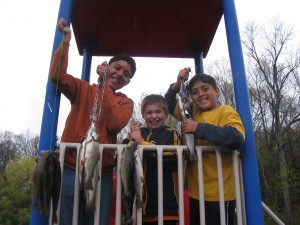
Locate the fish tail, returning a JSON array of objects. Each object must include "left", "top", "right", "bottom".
[
  {"left": 85, "top": 188, "right": 97, "bottom": 212},
  {"left": 85, "top": 201, "right": 96, "bottom": 212},
  {"left": 135, "top": 198, "right": 144, "bottom": 209},
  {"left": 52, "top": 213, "right": 58, "bottom": 225}
]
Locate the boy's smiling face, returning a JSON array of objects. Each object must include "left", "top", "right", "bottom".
[
  {"left": 190, "top": 81, "right": 220, "bottom": 112},
  {"left": 107, "top": 61, "right": 132, "bottom": 91},
  {"left": 143, "top": 104, "right": 168, "bottom": 129}
]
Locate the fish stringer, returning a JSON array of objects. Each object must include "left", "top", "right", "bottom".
[
  {"left": 176, "top": 79, "right": 197, "bottom": 161},
  {"left": 79, "top": 65, "right": 107, "bottom": 211},
  {"left": 90, "top": 65, "right": 108, "bottom": 131},
  {"left": 81, "top": 63, "right": 108, "bottom": 164}
]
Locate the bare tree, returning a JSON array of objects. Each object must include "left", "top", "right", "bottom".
[
  {"left": 242, "top": 18, "right": 300, "bottom": 224},
  {"left": 206, "top": 58, "right": 236, "bottom": 107},
  {"left": 15, "top": 129, "right": 39, "bottom": 157},
  {"left": 0, "top": 131, "right": 18, "bottom": 169},
  {"left": 0, "top": 131, "right": 17, "bottom": 169},
  {"left": 0, "top": 130, "right": 39, "bottom": 170},
  {"left": 117, "top": 96, "right": 145, "bottom": 143}
]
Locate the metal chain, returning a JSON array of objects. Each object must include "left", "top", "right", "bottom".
[
  {"left": 89, "top": 65, "right": 107, "bottom": 131},
  {"left": 97, "top": 67, "right": 107, "bottom": 121},
  {"left": 179, "top": 79, "right": 192, "bottom": 118}
]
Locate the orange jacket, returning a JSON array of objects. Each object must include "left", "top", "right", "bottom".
[{"left": 49, "top": 41, "right": 133, "bottom": 175}]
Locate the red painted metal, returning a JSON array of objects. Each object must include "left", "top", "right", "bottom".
[{"left": 72, "top": 0, "right": 223, "bottom": 58}]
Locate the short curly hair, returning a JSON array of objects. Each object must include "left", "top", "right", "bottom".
[{"left": 109, "top": 54, "right": 136, "bottom": 78}]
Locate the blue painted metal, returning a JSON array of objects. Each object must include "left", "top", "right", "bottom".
[
  {"left": 193, "top": 49, "right": 204, "bottom": 74},
  {"left": 222, "top": 0, "right": 264, "bottom": 224},
  {"left": 29, "top": 0, "right": 74, "bottom": 224},
  {"left": 191, "top": 44, "right": 204, "bottom": 74},
  {"left": 81, "top": 45, "right": 94, "bottom": 82}
]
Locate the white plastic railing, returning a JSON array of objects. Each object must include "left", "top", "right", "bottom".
[{"left": 53, "top": 143, "right": 246, "bottom": 225}]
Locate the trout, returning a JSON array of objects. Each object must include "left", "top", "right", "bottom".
[
  {"left": 176, "top": 93, "right": 197, "bottom": 160},
  {"left": 51, "top": 154, "right": 61, "bottom": 224},
  {"left": 133, "top": 148, "right": 144, "bottom": 208},
  {"left": 32, "top": 150, "right": 61, "bottom": 224},
  {"left": 120, "top": 141, "right": 144, "bottom": 225},
  {"left": 84, "top": 162, "right": 99, "bottom": 211},
  {"left": 79, "top": 127, "right": 100, "bottom": 211}
]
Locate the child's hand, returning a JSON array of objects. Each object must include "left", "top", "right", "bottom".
[
  {"left": 182, "top": 119, "right": 198, "bottom": 134},
  {"left": 130, "top": 122, "right": 142, "bottom": 144},
  {"left": 96, "top": 61, "right": 109, "bottom": 82},
  {"left": 178, "top": 67, "right": 191, "bottom": 82},
  {"left": 57, "top": 17, "right": 71, "bottom": 42},
  {"left": 172, "top": 67, "right": 191, "bottom": 90},
  {"left": 130, "top": 122, "right": 141, "bottom": 131}
]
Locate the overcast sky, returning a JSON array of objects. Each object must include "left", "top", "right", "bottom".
[{"left": 0, "top": 0, "right": 298, "bottom": 136}]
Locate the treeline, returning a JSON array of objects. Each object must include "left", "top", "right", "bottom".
[
  {"left": 0, "top": 130, "right": 38, "bottom": 169},
  {"left": 0, "top": 130, "right": 38, "bottom": 225}
]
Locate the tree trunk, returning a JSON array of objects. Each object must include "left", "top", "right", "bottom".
[{"left": 279, "top": 148, "right": 294, "bottom": 225}]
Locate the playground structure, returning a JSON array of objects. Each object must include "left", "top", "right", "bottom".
[{"left": 29, "top": 0, "right": 278, "bottom": 224}]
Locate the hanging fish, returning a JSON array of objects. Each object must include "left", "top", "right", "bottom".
[
  {"left": 120, "top": 140, "right": 144, "bottom": 225},
  {"left": 51, "top": 154, "right": 61, "bottom": 224},
  {"left": 176, "top": 93, "right": 197, "bottom": 160},
  {"left": 32, "top": 150, "right": 61, "bottom": 224},
  {"left": 79, "top": 126, "right": 100, "bottom": 211},
  {"left": 133, "top": 147, "right": 144, "bottom": 208},
  {"left": 84, "top": 162, "right": 100, "bottom": 211}
]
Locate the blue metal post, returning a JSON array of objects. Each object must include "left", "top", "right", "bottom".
[
  {"left": 194, "top": 51, "right": 204, "bottom": 74},
  {"left": 30, "top": 0, "right": 74, "bottom": 224},
  {"left": 192, "top": 45, "right": 204, "bottom": 74},
  {"left": 81, "top": 45, "right": 94, "bottom": 82},
  {"left": 221, "top": 0, "right": 264, "bottom": 224}
]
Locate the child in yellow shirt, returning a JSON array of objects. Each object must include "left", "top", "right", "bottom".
[{"left": 165, "top": 69, "right": 245, "bottom": 225}]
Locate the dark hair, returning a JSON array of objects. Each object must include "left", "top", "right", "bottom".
[
  {"left": 141, "top": 94, "right": 168, "bottom": 115},
  {"left": 109, "top": 54, "right": 136, "bottom": 78},
  {"left": 188, "top": 73, "right": 217, "bottom": 93}
]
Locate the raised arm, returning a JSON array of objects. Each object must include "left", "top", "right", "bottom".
[{"left": 164, "top": 67, "right": 191, "bottom": 116}]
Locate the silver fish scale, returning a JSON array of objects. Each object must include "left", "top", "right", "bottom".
[
  {"left": 177, "top": 81, "right": 197, "bottom": 161},
  {"left": 79, "top": 127, "right": 100, "bottom": 212},
  {"left": 120, "top": 141, "right": 144, "bottom": 225},
  {"left": 32, "top": 150, "right": 61, "bottom": 224}
]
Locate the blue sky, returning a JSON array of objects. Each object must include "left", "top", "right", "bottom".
[{"left": 0, "top": 0, "right": 298, "bottom": 135}]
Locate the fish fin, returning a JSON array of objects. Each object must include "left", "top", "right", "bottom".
[{"left": 85, "top": 201, "right": 96, "bottom": 212}]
